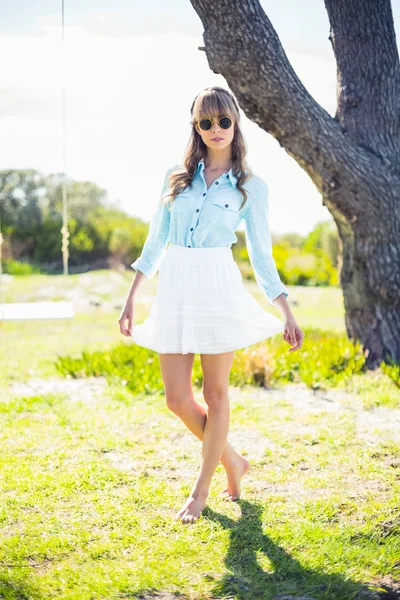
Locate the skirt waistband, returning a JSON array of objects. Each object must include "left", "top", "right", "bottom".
[{"left": 166, "top": 243, "right": 233, "bottom": 264}]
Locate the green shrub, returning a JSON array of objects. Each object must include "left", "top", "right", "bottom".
[
  {"left": 236, "top": 241, "right": 338, "bottom": 289},
  {"left": 274, "top": 329, "right": 366, "bottom": 390},
  {"left": 55, "top": 328, "right": 367, "bottom": 393},
  {"left": 381, "top": 359, "right": 400, "bottom": 387},
  {"left": 55, "top": 343, "right": 203, "bottom": 395},
  {"left": 3, "top": 259, "right": 41, "bottom": 275}
]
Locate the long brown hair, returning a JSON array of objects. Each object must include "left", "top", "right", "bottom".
[{"left": 161, "top": 86, "right": 253, "bottom": 211}]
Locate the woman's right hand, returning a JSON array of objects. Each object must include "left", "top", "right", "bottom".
[{"left": 118, "top": 299, "right": 135, "bottom": 337}]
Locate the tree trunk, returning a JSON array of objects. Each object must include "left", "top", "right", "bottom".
[{"left": 190, "top": 0, "right": 400, "bottom": 368}]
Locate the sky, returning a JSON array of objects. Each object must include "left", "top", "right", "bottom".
[{"left": 1, "top": 1, "right": 399, "bottom": 236}]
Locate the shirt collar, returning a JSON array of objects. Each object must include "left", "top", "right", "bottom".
[{"left": 196, "top": 157, "right": 239, "bottom": 187}]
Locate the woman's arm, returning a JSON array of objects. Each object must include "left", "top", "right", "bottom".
[
  {"left": 119, "top": 164, "right": 176, "bottom": 337},
  {"left": 243, "top": 178, "right": 289, "bottom": 306},
  {"left": 118, "top": 269, "right": 147, "bottom": 337},
  {"left": 130, "top": 164, "right": 177, "bottom": 279},
  {"left": 243, "top": 178, "right": 304, "bottom": 350}
]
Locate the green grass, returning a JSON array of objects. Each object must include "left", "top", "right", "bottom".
[
  {"left": 0, "top": 387, "right": 398, "bottom": 599},
  {"left": 0, "top": 271, "right": 399, "bottom": 599},
  {"left": 0, "top": 312, "right": 121, "bottom": 382}
]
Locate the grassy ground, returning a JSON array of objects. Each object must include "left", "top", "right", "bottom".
[{"left": 0, "top": 271, "right": 399, "bottom": 600}]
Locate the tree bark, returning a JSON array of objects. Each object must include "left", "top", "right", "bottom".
[{"left": 190, "top": 0, "right": 400, "bottom": 368}]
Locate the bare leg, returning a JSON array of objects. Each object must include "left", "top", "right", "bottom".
[
  {"left": 168, "top": 389, "right": 249, "bottom": 500},
  {"left": 169, "top": 351, "right": 247, "bottom": 523},
  {"left": 159, "top": 353, "right": 249, "bottom": 517},
  {"left": 174, "top": 391, "right": 230, "bottom": 523},
  {"left": 167, "top": 386, "right": 248, "bottom": 467}
]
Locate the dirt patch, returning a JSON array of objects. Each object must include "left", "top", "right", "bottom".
[
  {"left": 230, "top": 382, "right": 400, "bottom": 443},
  {"left": 357, "top": 406, "right": 400, "bottom": 443},
  {"left": 7, "top": 376, "right": 108, "bottom": 405},
  {"left": 231, "top": 382, "right": 361, "bottom": 413},
  {"left": 35, "top": 270, "right": 156, "bottom": 312}
]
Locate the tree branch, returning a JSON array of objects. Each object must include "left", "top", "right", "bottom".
[{"left": 190, "top": 0, "right": 398, "bottom": 220}]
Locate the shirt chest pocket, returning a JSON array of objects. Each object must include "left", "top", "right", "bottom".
[{"left": 211, "top": 191, "right": 245, "bottom": 227}]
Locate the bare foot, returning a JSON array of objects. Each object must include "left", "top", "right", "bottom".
[
  {"left": 175, "top": 493, "right": 208, "bottom": 524},
  {"left": 219, "top": 456, "right": 250, "bottom": 501}
]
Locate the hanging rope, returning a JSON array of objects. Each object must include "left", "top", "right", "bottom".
[{"left": 61, "top": 0, "right": 70, "bottom": 277}]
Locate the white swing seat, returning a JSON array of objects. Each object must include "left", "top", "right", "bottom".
[{"left": 1, "top": 301, "right": 74, "bottom": 321}]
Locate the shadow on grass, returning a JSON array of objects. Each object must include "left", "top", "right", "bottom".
[
  {"left": 0, "top": 500, "right": 393, "bottom": 600},
  {"left": 200, "top": 499, "right": 383, "bottom": 600}
]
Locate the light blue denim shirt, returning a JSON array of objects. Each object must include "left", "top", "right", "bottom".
[{"left": 131, "top": 158, "right": 289, "bottom": 305}]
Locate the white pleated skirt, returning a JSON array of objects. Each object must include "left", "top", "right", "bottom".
[{"left": 131, "top": 244, "right": 285, "bottom": 355}]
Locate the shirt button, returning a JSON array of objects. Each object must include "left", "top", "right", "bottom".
[
  {"left": 188, "top": 245, "right": 191, "bottom": 247},
  {"left": 190, "top": 228, "right": 193, "bottom": 231},
  {"left": 196, "top": 209, "right": 199, "bottom": 212},
  {"left": 226, "top": 174, "right": 229, "bottom": 178},
  {"left": 203, "top": 192, "right": 206, "bottom": 196},
  {"left": 225, "top": 204, "right": 229, "bottom": 207},
  {"left": 215, "top": 181, "right": 219, "bottom": 185}
]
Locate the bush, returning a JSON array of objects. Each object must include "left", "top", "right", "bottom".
[
  {"left": 55, "top": 328, "right": 368, "bottom": 394},
  {"left": 3, "top": 259, "right": 41, "bottom": 275},
  {"left": 381, "top": 359, "right": 400, "bottom": 388},
  {"left": 54, "top": 343, "right": 204, "bottom": 396},
  {"left": 236, "top": 240, "right": 338, "bottom": 289}
]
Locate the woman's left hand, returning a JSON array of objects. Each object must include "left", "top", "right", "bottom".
[{"left": 283, "top": 316, "right": 304, "bottom": 352}]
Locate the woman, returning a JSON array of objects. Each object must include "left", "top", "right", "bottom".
[{"left": 119, "top": 86, "right": 304, "bottom": 524}]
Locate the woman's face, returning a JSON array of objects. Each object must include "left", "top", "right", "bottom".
[{"left": 194, "top": 115, "right": 235, "bottom": 152}]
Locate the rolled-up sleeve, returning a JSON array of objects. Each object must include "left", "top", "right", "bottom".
[
  {"left": 244, "top": 179, "right": 289, "bottom": 305},
  {"left": 130, "top": 165, "right": 175, "bottom": 279}
]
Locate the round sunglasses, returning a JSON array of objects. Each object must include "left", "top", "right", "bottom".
[{"left": 197, "top": 116, "right": 233, "bottom": 131}]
